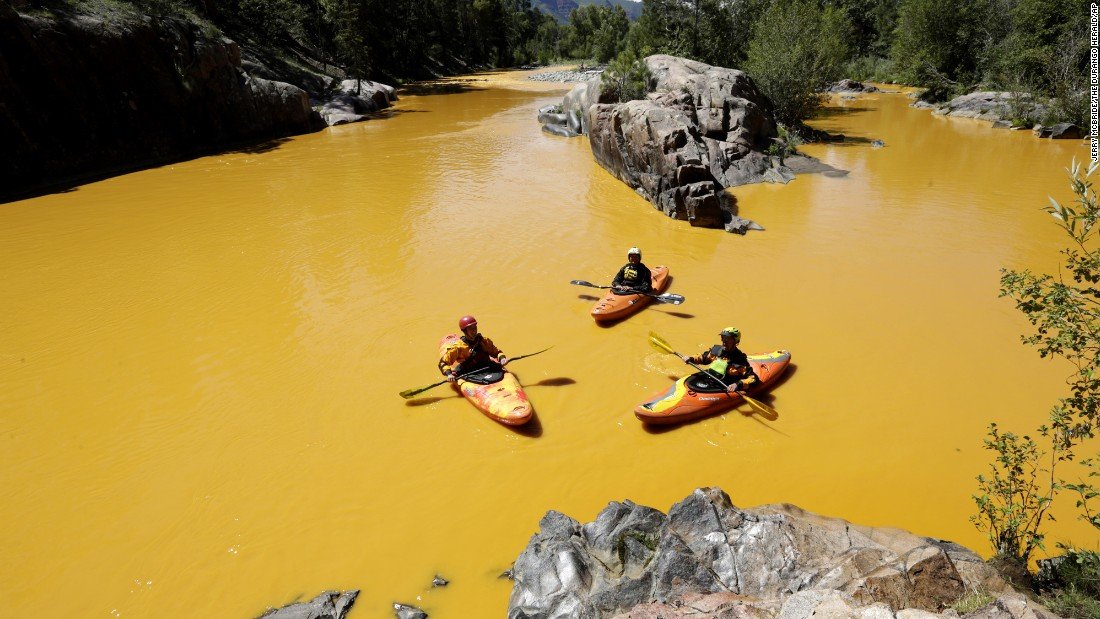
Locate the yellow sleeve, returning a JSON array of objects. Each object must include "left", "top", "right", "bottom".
[{"left": 439, "top": 343, "right": 469, "bottom": 374}]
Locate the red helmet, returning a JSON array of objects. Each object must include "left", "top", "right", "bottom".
[{"left": 458, "top": 315, "right": 477, "bottom": 330}]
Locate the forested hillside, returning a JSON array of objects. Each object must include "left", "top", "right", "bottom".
[{"left": 16, "top": 0, "right": 1089, "bottom": 126}]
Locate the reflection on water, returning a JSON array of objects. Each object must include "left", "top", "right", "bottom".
[{"left": 0, "top": 73, "right": 1093, "bottom": 617}]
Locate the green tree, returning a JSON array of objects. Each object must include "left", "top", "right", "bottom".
[
  {"left": 743, "top": 0, "right": 852, "bottom": 126},
  {"left": 890, "top": 0, "right": 994, "bottom": 98},
  {"left": 601, "top": 47, "right": 653, "bottom": 102},
  {"left": 974, "top": 160, "right": 1100, "bottom": 565}
]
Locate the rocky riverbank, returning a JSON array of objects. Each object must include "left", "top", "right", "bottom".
[
  {"left": 254, "top": 488, "right": 1057, "bottom": 618},
  {"left": 0, "top": 4, "right": 394, "bottom": 202},
  {"left": 908, "top": 91, "right": 1083, "bottom": 139},
  {"left": 540, "top": 55, "right": 843, "bottom": 234},
  {"left": 507, "top": 487, "right": 1055, "bottom": 619}
]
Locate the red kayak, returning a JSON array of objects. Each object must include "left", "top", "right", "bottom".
[
  {"left": 634, "top": 350, "right": 791, "bottom": 424},
  {"left": 591, "top": 266, "right": 670, "bottom": 323},
  {"left": 437, "top": 334, "right": 533, "bottom": 426}
]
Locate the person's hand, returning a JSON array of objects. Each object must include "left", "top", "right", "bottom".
[
  {"left": 445, "top": 372, "right": 456, "bottom": 383},
  {"left": 727, "top": 381, "right": 742, "bottom": 393},
  {"left": 499, "top": 356, "right": 509, "bottom": 366}
]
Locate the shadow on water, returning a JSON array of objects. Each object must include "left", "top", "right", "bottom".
[
  {"left": 783, "top": 155, "right": 851, "bottom": 178},
  {"left": 641, "top": 403, "right": 787, "bottom": 436},
  {"left": 398, "top": 80, "right": 487, "bottom": 96},
  {"left": 650, "top": 309, "right": 695, "bottom": 319},
  {"left": 578, "top": 294, "right": 600, "bottom": 301},
  {"left": 404, "top": 393, "right": 459, "bottom": 407},
  {"left": 363, "top": 108, "right": 427, "bottom": 120},
  {"left": 822, "top": 135, "right": 886, "bottom": 149},
  {"left": 814, "top": 105, "right": 876, "bottom": 119},
  {"left": 225, "top": 137, "right": 293, "bottom": 155},
  {"left": 507, "top": 413, "right": 543, "bottom": 438},
  {"left": 527, "top": 377, "right": 576, "bottom": 388}
]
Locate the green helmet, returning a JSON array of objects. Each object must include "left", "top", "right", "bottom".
[{"left": 719, "top": 327, "right": 740, "bottom": 344}]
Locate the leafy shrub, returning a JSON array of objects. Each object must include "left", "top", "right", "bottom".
[
  {"left": 601, "top": 48, "right": 652, "bottom": 103},
  {"left": 744, "top": 0, "right": 852, "bottom": 125}
]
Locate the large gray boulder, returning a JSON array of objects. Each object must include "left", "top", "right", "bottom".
[
  {"left": 508, "top": 488, "right": 1057, "bottom": 619},
  {"left": 312, "top": 79, "right": 398, "bottom": 126},
  {"left": 577, "top": 55, "right": 785, "bottom": 232},
  {"left": 257, "top": 590, "right": 358, "bottom": 619}
]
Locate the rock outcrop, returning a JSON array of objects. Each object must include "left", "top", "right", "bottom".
[
  {"left": 258, "top": 590, "right": 358, "bottom": 619},
  {"left": 0, "top": 4, "right": 316, "bottom": 199},
  {"left": 544, "top": 55, "right": 797, "bottom": 233},
  {"left": 0, "top": 5, "right": 395, "bottom": 201},
  {"left": 313, "top": 79, "right": 398, "bottom": 126},
  {"left": 508, "top": 488, "right": 1056, "bottom": 619},
  {"left": 828, "top": 79, "right": 880, "bottom": 93}
]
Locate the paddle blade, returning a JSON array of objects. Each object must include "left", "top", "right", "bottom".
[
  {"left": 648, "top": 331, "right": 677, "bottom": 355},
  {"left": 741, "top": 393, "right": 778, "bottom": 418},
  {"left": 570, "top": 280, "right": 597, "bottom": 288},
  {"left": 399, "top": 379, "right": 447, "bottom": 399},
  {"left": 653, "top": 293, "right": 685, "bottom": 305}
]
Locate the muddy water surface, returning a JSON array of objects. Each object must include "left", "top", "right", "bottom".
[{"left": 0, "top": 71, "right": 1094, "bottom": 617}]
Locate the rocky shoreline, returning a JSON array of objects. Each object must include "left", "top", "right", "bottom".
[
  {"left": 507, "top": 488, "right": 1052, "bottom": 619},
  {"left": 538, "top": 55, "right": 849, "bottom": 234},
  {"left": 258, "top": 488, "right": 1054, "bottom": 618},
  {"left": 0, "top": 5, "right": 396, "bottom": 202}
]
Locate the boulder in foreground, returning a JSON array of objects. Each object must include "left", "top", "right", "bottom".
[{"left": 508, "top": 487, "right": 1056, "bottom": 619}]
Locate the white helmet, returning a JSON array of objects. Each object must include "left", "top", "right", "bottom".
[{"left": 627, "top": 247, "right": 641, "bottom": 256}]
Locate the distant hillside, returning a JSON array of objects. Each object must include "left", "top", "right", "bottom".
[{"left": 533, "top": 0, "right": 642, "bottom": 23}]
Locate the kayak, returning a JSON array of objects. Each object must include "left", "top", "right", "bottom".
[
  {"left": 634, "top": 350, "right": 791, "bottom": 424},
  {"left": 591, "top": 266, "right": 670, "bottom": 323},
  {"left": 437, "top": 334, "right": 533, "bottom": 426}
]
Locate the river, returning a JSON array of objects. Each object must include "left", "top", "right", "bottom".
[{"left": 0, "top": 70, "right": 1093, "bottom": 617}]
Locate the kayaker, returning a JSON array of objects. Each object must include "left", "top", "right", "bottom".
[
  {"left": 611, "top": 247, "right": 653, "bottom": 295},
  {"left": 683, "top": 327, "right": 759, "bottom": 392},
  {"left": 439, "top": 315, "right": 509, "bottom": 382}
]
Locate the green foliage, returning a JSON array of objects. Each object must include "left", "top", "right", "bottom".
[
  {"left": 601, "top": 48, "right": 652, "bottom": 103},
  {"left": 1041, "top": 551, "right": 1100, "bottom": 619},
  {"left": 950, "top": 590, "right": 997, "bottom": 614},
  {"left": 972, "top": 423, "right": 1059, "bottom": 562},
  {"left": 976, "top": 160, "right": 1100, "bottom": 565},
  {"left": 890, "top": 0, "right": 994, "bottom": 96},
  {"left": 845, "top": 55, "right": 898, "bottom": 84},
  {"left": 1043, "top": 586, "right": 1100, "bottom": 619},
  {"left": 565, "top": 4, "right": 629, "bottom": 63},
  {"left": 744, "top": 0, "right": 852, "bottom": 125},
  {"left": 765, "top": 123, "right": 801, "bottom": 162},
  {"left": 1065, "top": 458, "right": 1100, "bottom": 532}
]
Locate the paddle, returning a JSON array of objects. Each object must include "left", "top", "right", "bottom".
[
  {"left": 647, "top": 331, "right": 778, "bottom": 417},
  {"left": 569, "top": 280, "right": 685, "bottom": 305},
  {"left": 398, "top": 347, "right": 552, "bottom": 399}
]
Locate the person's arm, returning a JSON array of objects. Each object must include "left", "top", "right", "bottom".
[
  {"left": 726, "top": 352, "right": 759, "bottom": 390},
  {"left": 684, "top": 349, "right": 711, "bottom": 365},
  {"left": 439, "top": 345, "right": 468, "bottom": 380},
  {"left": 483, "top": 338, "right": 508, "bottom": 365},
  {"left": 638, "top": 264, "right": 653, "bottom": 293}
]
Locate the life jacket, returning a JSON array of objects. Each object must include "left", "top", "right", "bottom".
[
  {"left": 459, "top": 334, "right": 492, "bottom": 369},
  {"left": 620, "top": 265, "right": 644, "bottom": 284},
  {"left": 705, "top": 345, "right": 730, "bottom": 376}
]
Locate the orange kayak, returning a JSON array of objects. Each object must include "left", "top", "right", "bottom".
[
  {"left": 437, "top": 334, "right": 533, "bottom": 426},
  {"left": 591, "top": 266, "right": 670, "bottom": 323},
  {"left": 634, "top": 350, "right": 791, "bottom": 424}
]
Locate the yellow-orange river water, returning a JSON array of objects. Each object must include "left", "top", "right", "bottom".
[{"left": 1, "top": 69, "right": 1096, "bottom": 617}]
